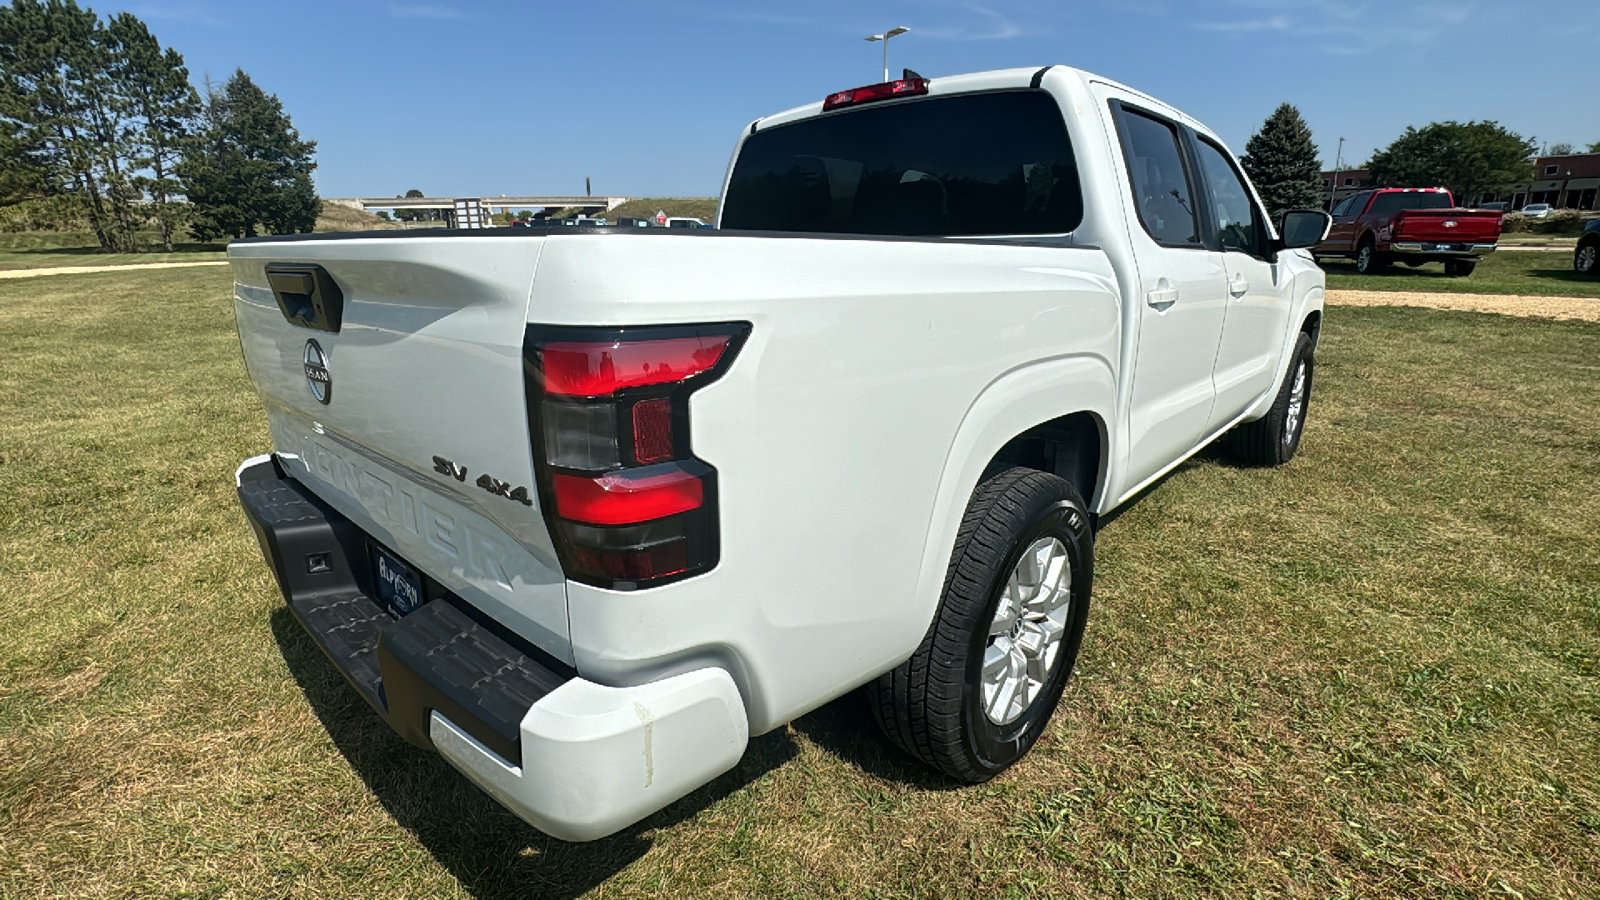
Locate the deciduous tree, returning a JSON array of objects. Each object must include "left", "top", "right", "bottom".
[
  {"left": 1367, "top": 121, "right": 1535, "bottom": 205},
  {"left": 1240, "top": 103, "right": 1323, "bottom": 220}
]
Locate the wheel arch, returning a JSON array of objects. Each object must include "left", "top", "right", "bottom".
[{"left": 909, "top": 356, "right": 1116, "bottom": 649}]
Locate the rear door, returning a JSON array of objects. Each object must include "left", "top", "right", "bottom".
[
  {"left": 1102, "top": 96, "right": 1230, "bottom": 488},
  {"left": 1190, "top": 135, "right": 1295, "bottom": 425},
  {"left": 229, "top": 235, "right": 574, "bottom": 664}
]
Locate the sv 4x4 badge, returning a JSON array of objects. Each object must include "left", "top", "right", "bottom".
[{"left": 431, "top": 455, "right": 534, "bottom": 507}]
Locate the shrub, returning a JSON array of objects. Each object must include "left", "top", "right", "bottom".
[{"left": 1500, "top": 212, "right": 1528, "bottom": 233}]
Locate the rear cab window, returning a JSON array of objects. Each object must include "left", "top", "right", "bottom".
[
  {"left": 721, "top": 90, "right": 1083, "bottom": 237},
  {"left": 1368, "top": 191, "right": 1453, "bottom": 216}
]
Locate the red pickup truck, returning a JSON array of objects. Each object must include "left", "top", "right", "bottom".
[{"left": 1313, "top": 187, "right": 1501, "bottom": 277}]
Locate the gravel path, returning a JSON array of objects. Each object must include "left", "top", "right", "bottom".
[
  {"left": 1327, "top": 289, "right": 1600, "bottom": 322},
  {"left": 0, "top": 260, "right": 227, "bottom": 279}
]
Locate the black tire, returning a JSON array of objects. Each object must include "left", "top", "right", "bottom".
[
  {"left": 869, "top": 468, "right": 1093, "bottom": 783},
  {"left": 1576, "top": 240, "right": 1599, "bottom": 277},
  {"left": 1444, "top": 259, "right": 1477, "bottom": 277},
  {"left": 1225, "top": 332, "right": 1314, "bottom": 466},
  {"left": 1354, "top": 238, "right": 1387, "bottom": 274}
]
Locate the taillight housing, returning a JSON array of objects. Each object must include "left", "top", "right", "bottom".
[{"left": 524, "top": 322, "right": 750, "bottom": 590}]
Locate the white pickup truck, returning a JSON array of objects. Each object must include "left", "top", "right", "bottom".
[{"left": 231, "top": 66, "right": 1331, "bottom": 841}]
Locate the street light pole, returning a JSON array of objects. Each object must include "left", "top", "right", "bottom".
[
  {"left": 1329, "top": 136, "right": 1345, "bottom": 210},
  {"left": 864, "top": 26, "right": 910, "bottom": 82}
]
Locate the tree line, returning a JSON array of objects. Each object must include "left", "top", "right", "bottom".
[
  {"left": 1240, "top": 106, "right": 1590, "bottom": 221},
  {"left": 0, "top": 0, "right": 318, "bottom": 251}
]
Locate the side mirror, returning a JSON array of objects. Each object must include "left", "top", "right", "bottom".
[{"left": 1277, "top": 209, "right": 1332, "bottom": 250}]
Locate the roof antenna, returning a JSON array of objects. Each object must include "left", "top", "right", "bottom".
[{"left": 903, "top": 68, "right": 923, "bottom": 80}]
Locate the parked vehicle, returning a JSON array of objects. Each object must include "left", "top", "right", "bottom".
[
  {"left": 1520, "top": 202, "right": 1554, "bottom": 219},
  {"left": 1476, "top": 201, "right": 1509, "bottom": 212},
  {"left": 614, "top": 217, "right": 654, "bottom": 228},
  {"left": 1313, "top": 187, "right": 1502, "bottom": 276},
  {"left": 665, "top": 216, "right": 710, "bottom": 229},
  {"left": 228, "top": 65, "right": 1331, "bottom": 842},
  {"left": 1576, "top": 218, "right": 1600, "bottom": 276}
]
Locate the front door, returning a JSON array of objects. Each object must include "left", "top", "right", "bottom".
[{"left": 1191, "top": 136, "right": 1295, "bottom": 425}]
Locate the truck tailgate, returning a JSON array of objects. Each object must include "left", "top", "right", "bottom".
[
  {"left": 229, "top": 234, "right": 573, "bottom": 664},
  {"left": 1393, "top": 208, "right": 1501, "bottom": 242}
]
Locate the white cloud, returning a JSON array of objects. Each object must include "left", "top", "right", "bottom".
[{"left": 918, "top": 5, "right": 1026, "bottom": 41}]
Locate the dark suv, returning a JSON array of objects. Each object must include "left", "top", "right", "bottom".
[{"left": 1576, "top": 219, "right": 1600, "bottom": 277}]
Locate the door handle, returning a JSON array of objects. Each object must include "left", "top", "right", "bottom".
[
  {"left": 1229, "top": 276, "right": 1249, "bottom": 297},
  {"left": 1145, "top": 286, "right": 1177, "bottom": 310}
]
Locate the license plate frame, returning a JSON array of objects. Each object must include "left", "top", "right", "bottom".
[{"left": 370, "top": 543, "right": 425, "bottom": 618}]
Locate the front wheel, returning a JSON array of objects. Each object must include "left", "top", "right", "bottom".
[
  {"left": 1225, "top": 332, "right": 1314, "bottom": 466},
  {"left": 1576, "top": 242, "right": 1599, "bottom": 277},
  {"left": 869, "top": 468, "right": 1093, "bottom": 783},
  {"left": 1444, "top": 259, "right": 1477, "bottom": 277}
]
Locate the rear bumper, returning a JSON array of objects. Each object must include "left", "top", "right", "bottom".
[
  {"left": 236, "top": 454, "right": 748, "bottom": 841},
  {"left": 1388, "top": 242, "right": 1497, "bottom": 258}
]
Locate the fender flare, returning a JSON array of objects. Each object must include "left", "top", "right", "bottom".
[
  {"left": 903, "top": 354, "right": 1117, "bottom": 649},
  {"left": 1244, "top": 282, "right": 1325, "bottom": 421}
]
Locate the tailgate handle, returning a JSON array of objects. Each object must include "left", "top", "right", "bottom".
[{"left": 266, "top": 264, "right": 344, "bottom": 334}]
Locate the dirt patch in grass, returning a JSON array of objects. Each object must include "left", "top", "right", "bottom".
[{"left": 1329, "top": 288, "right": 1600, "bottom": 321}]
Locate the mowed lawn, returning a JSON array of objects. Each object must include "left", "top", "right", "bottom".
[
  {"left": 0, "top": 231, "right": 227, "bottom": 271},
  {"left": 1, "top": 266, "right": 1597, "bottom": 898},
  {"left": 1323, "top": 246, "right": 1600, "bottom": 298}
]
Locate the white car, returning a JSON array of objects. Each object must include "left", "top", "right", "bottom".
[
  {"left": 228, "top": 65, "right": 1330, "bottom": 841},
  {"left": 1520, "top": 203, "right": 1553, "bottom": 218},
  {"left": 664, "top": 216, "right": 709, "bottom": 229}
]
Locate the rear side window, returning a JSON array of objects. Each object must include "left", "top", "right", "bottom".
[
  {"left": 1368, "top": 192, "right": 1453, "bottom": 216},
  {"left": 1115, "top": 108, "right": 1200, "bottom": 247},
  {"left": 721, "top": 91, "right": 1082, "bottom": 236}
]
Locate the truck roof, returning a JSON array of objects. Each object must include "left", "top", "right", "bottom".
[{"left": 748, "top": 65, "right": 1206, "bottom": 139}]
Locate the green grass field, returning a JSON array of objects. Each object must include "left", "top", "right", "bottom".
[
  {"left": 2, "top": 268, "right": 1598, "bottom": 898},
  {"left": 0, "top": 231, "right": 226, "bottom": 270},
  {"left": 1323, "top": 247, "right": 1599, "bottom": 297}
]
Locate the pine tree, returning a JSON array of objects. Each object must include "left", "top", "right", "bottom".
[
  {"left": 107, "top": 13, "right": 197, "bottom": 251},
  {"left": 0, "top": 0, "right": 134, "bottom": 250},
  {"left": 179, "top": 70, "right": 318, "bottom": 240},
  {"left": 1240, "top": 103, "right": 1324, "bottom": 221}
]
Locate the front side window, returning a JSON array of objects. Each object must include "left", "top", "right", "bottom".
[
  {"left": 1116, "top": 108, "right": 1199, "bottom": 246},
  {"left": 1194, "top": 138, "right": 1264, "bottom": 257},
  {"left": 1332, "top": 193, "right": 1367, "bottom": 217},
  {"left": 721, "top": 91, "right": 1082, "bottom": 236}
]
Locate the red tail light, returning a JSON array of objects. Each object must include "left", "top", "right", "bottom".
[
  {"left": 524, "top": 323, "right": 749, "bottom": 590},
  {"left": 823, "top": 77, "right": 929, "bottom": 111}
]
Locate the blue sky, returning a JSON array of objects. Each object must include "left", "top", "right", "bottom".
[{"left": 108, "top": 0, "right": 1592, "bottom": 199}]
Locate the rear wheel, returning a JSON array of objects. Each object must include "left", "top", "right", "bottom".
[
  {"left": 1444, "top": 259, "right": 1477, "bottom": 277},
  {"left": 1225, "top": 332, "right": 1314, "bottom": 466},
  {"left": 1354, "top": 239, "right": 1387, "bottom": 274},
  {"left": 1576, "top": 241, "right": 1599, "bottom": 277},
  {"left": 869, "top": 468, "right": 1093, "bottom": 783}
]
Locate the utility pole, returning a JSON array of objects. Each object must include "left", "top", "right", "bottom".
[
  {"left": 1328, "top": 136, "right": 1345, "bottom": 211},
  {"left": 864, "top": 27, "right": 910, "bottom": 82}
]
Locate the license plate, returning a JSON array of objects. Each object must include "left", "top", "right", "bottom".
[{"left": 371, "top": 544, "right": 424, "bottom": 618}]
